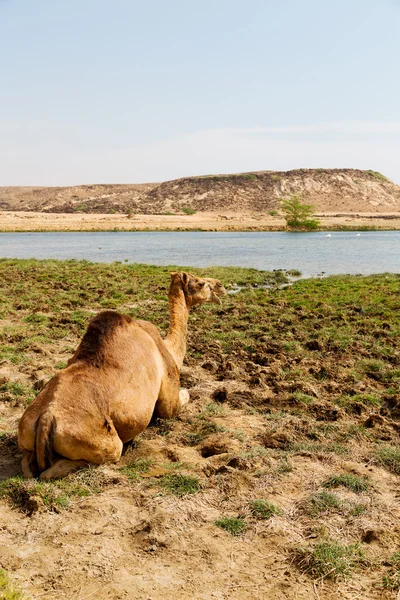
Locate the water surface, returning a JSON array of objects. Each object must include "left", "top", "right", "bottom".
[{"left": 0, "top": 231, "right": 398, "bottom": 277}]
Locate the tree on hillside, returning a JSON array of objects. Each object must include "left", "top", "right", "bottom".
[{"left": 281, "top": 195, "right": 320, "bottom": 230}]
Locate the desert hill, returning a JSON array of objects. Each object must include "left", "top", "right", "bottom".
[{"left": 1, "top": 169, "right": 399, "bottom": 214}]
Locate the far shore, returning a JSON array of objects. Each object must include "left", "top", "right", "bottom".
[{"left": 1, "top": 211, "right": 400, "bottom": 232}]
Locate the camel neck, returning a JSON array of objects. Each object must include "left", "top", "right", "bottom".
[{"left": 164, "top": 285, "right": 189, "bottom": 369}]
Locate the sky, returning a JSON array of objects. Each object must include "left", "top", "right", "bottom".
[{"left": 1, "top": 0, "right": 400, "bottom": 185}]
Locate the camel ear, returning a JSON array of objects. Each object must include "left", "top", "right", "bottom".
[
  {"left": 181, "top": 272, "right": 189, "bottom": 287},
  {"left": 170, "top": 272, "right": 181, "bottom": 283}
]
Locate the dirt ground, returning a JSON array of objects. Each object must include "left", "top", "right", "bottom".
[
  {"left": 1, "top": 361, "right": 399, "bottom": 600},
  {"left": 0, "top": 263, "right": 399, "bottom": 600},
  {"left": 1, "top": 210, "right": 400, "bottom": 231}
]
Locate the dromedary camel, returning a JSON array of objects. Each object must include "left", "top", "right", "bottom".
[{"left": 18, "top": 272, "right": 226, "bottom": 480}]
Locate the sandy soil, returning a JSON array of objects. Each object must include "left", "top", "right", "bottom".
[
  {"left": 1, "top": 211, "right": 400, "bottom": 232},
  {"left": 1, "top": 360, "right": 399, "bottom": 600}
]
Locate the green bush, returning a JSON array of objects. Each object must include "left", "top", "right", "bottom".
[
  {"left": 281, "top": 195, "right": 320, "bottom": 230},
  {"left": 181, "top": 206, "right": 196, "bottom": 215}
]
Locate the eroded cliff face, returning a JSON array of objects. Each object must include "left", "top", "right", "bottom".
[{"left": 1, "top": 169, "right": 399, "bottom": 214}]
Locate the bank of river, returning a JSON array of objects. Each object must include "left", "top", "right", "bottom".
[{"left": 0, "top": 231, "right": 399, "bottom": 277}]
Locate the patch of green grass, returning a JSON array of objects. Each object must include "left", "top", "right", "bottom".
[
  {"left": 249, "top": 499, "right": 282, "bottom": 519},
  {"left": 1, "top": 382, "right": 26, "bottom": 397},
  {"left": 323, "top": 474, "right": 370, "bottom": 494},
  {"left": 120, "top": 458, "right": 156, "bottom": 480},
  {"left": 337, "top": 393, "right": 382, "bottom": 408},
  {"left": 304, "top": 490, "right": 342, "bottom": 517},
  {"left": 23, "top": 312, "right": 48, "bottom": 324},
  {"left": 203, "top": 402, "right": 225, "bottom": 416},
  {"left": 0, "top": 346, "right": 26, "bottom": 364},
  {"left": 290, "top": 441, "right": 349, "bottom": 457},
  {"left": 160, "top": 474, "right": 201, "bottom": 497},
  {"left": 241, "top": 445, "right": 270, "bottom": 459},
  {"left": 0, "top": 470, "right": 102, "bottom": 511},
  {"left": 294, "top": 541, "right": 363, "bottom": 581},
  {"left": 54, "top": 361, "right": 67, "bottom": 370},
  {"left": 348, "top": 503, "right": 367, "bottom": 516},
  {"left": 0, "top": 569, "right": 26, "bottom": 600},
  {"left": 0, "top": 382, "right": 35, "bottom": 404},
  {"left": 276, "top": 457, "right": 293, "bottom": 473},
  {"left": 215, "top": 517, "right": 247, "bottom": 536},
  {"left": 383, "top": 552, "right": 400, "bottom": 590},
  {"left": 290, "top": 392, "right": 315, "bottom": 405},
  {"left": 182, "top": 432, "right": 204, "bottom": 446},
  {"left": 193, "top": 416, "right": 226, "bottom": 436},
  {"left": 375, "top": 446, "right": 400, "bottom": 475},
  {"left": 358, "top": 358, "right": 386, "bottom": 374}
]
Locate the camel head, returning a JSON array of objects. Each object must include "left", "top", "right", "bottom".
[{"left": 170, "top": 272, "right": 227, "bottom": 308}]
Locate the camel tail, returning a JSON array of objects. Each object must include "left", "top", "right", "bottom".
[{"left": 35, "top": 412, "right": 56, "bottom": 473}]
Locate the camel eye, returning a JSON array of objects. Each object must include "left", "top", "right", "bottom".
[{"left": 199, "top": 282, "right": 205, "bottom": 288}]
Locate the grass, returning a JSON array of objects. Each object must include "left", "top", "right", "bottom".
[
  {"left": 294, "top": 541, "right": 364, "bottom": 581},
  {"left": 375, "top": 446, "right": 400, "bottom": 475},
  {"left": 215, "top": 517, "right": 248, "bottom": 536},
  {"left": 365, "top": 170, "right": 390, "bottom": 183},
  {"left": 0, "top": 469, "right": 103, "bottom": 511},
  {"left": 383, "top": 552, "right": 400, "bottom": 590},
  {"left": 160, "top": 474, "right": 201, "bottom": 497},
  {"left": 0, "top": 570, "right": 26, "bottom": 600},
  {"left": 323, "top": 474, "right": 370, "bottom": 493},
  {"left": 203, "top": 402, "right": 225, "bottom": 416},
  {"left": 304, "top": 490, "right": 343, "bottom": 517},
  {"left": 0, "top": 260, "right": 399, "bottom": 594},
  {"left": 290, "top": 442, "right": 349, "bottom": 457},
  {"left": 249, "top": 499, "right": 283, "bottom": 519},
  {"left": 0, "top": 382, "right": 35, "bottom": 404},
  {"left": 120, "top": 458, "right": 156, "bottom": 480}
]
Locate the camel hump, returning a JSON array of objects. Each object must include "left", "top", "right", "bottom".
[
  {"left": 75, "top": 311, "right": 133, "bottom": 367},
  {"left": 36, "top": 411, "right": 56, "bottom": 472}
]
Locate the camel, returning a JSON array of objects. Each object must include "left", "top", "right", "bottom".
[{"left": 18, "top": 272, "right": 226, "bottom": 480}]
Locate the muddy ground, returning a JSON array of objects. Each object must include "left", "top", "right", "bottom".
[{"left": 0, "top": 261, "right": 399, "bottom": 599}]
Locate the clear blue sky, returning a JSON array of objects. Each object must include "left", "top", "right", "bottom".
[{"left": 1, "top": 0, "right": 400, "bottom": 185}]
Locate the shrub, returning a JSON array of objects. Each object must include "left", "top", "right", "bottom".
[
  {"left": 281, "top": 195, "right": 320, "bottom": 230},
  {"left": 181, "top": 206, "right": 196, "bottom": 215}
]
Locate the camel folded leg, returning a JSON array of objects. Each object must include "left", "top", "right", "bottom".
[
  {"left": 154, "top": 375, "right": 190, "bottom": 419},
  {"left": 39, "top": 459, "right": 88, "bottom": 481},
  {"left": 38, "top": 418, "right": 123, "bottom": 480}
]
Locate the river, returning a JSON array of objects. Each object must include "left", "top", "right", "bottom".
[{"left": 0, "top": 231, "right": 399, "bottom": 277}]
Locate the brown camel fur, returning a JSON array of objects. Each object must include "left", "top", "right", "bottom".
[{"left": 18, "top": 272, "right": 226, "bottom": 480}]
